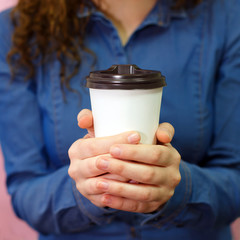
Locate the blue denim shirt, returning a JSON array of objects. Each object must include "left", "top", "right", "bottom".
[{"left": 0, "top": 0, "right": 240, "bottom": 239}]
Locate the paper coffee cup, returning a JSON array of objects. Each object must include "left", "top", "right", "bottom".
[{"left": 86, "top": 64, "right": 166, "bottom": 144}]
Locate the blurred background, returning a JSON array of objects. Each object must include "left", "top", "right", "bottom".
[
  {"left": 0, "top": 148, "right": 38, "bottom": 240},
  {"left": 0, "top": 0, "right": 239, "bottom": 239},
  {"left": 0, "top": 2, "right": 37, "bottom": 240}
]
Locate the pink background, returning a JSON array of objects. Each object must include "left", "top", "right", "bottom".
[
  {"left": 0, "top": 0, "right": 239, "bottom": 239},
  {"left": 0, "top": 0, "right": 16, "bottom": 11}
]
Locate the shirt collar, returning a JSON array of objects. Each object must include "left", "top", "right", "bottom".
[
  {"left": 146, "top": 0, "right": 187, "bottom": 28},
  {"left": 77, "top": 0, "right": 187, "bottom": 28}
]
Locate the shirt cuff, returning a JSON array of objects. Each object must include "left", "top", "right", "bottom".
[
  {"left": 71, "top": 180, "right": 118, "bottom": 225},
  {"left": 139, "top": 160, "right": 192, "bottom": 227}
]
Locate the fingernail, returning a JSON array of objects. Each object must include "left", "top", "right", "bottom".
[
  {"left": 78, "top": 114, "right": 86, "bottom": 123},
  {"left": 161, "top": 127, "right": 172, "bottom": 139},
  {"left": 165, "top": 130, "right": 172, "bottom": 140},
  {"left": 98, "top": 159, "right": 109, "bottom": 170},
  {"left": 128, "top": 133, "right": 140, "bottom": 143},
  {"left": 98, "top": 181, "right": 109, "bottom": 190}
]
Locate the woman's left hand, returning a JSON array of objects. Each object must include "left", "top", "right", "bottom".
[{"left": 95, "top": 123, "right": 181, "bottom": 213}]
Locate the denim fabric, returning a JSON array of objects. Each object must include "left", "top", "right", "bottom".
[{"left": 0, "top": 0, "right": 240, "bottom": 239}]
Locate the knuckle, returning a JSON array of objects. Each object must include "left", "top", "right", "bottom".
[
  {"left": 87, "top": 158, "right": 96, "bottom": 175},
  {"left": 128, "top": 201, "right": 138, "bottom": 212},
  {"left": 174, "top": 150, "right": 181, "bottom": 165},
  {"left": 115, "top": 162, "right": 125, "bottom": 176},
  {"left": 170, "top": 171, "right": 181, "bottom": 188},
  {"left": 176, "top": 172, "right": 182, "bottom": 185},
  {"left": 68, "top": 146, "right": 76, "bottom": 160},
  {"left": 150, "top": 147, "right": 161, "bottom": 164},
  {"left": 116, "top": 184, "right": 124, "bottom": 195},
  {"left": 68, "top": 139, "right": 84, "bottom": 159},
  {"left": 86, "top": 141, "right": 97, "bottom": 155},
  {"left": 142, "top": 169, "right": 155, "bottom": 183},
  {"left": 72, "top": 138, "right": 99, "bottom": 158},
  {"left": 168, "top": 189, "right": 175, "bottom": 200},
  {"left": 174, "top": 172, "right": 181, "bottom": 186},
  {"left": 141, "top": 189, "right": 152, "bottom": 202},
  {"left": 68, "top": 165, "right": 77, "bottom": 179},
  {"left": 77, "top": 139, "right": 95, "bottom": 156},
  {"left": 90, "top": 180, "right": 100, "bottom": 194}
]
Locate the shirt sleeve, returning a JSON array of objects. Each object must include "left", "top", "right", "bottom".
[
  {"left": 139, "top": 0, "right": 240, "bottom": 228},
  {"left": 0, "top": 9, "right": 116, "bottom": 235}
]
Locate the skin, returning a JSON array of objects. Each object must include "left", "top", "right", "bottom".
[
  {"left": 68, "top": 109, "right": 181, "bottom": 213},
  {"left": 93, "top": 0, "right": 158, "bottom": 45}
]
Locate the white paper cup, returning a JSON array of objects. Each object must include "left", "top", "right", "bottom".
[{"left": 86, "top": 65, "right": 166, "bottom": 144}]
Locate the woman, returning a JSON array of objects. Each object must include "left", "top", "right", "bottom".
[{"left": 0, "top": 0, "right": 240, "bottom": 239}]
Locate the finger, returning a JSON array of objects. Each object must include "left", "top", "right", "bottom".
[
  {"left": 96, "top": 179, "right": 163, "bottom": 202},
  {"left": 76, "top": 192, "right": 107, "bottom": 208},
  {"left": 79, "top": 175, "right": 130, "bottom": 197},
  {"left": 89, "top": 194, "right": 107, "bottom": 208},
  {"left": 71, "top": 155, "right": 131, "bottom": 180},
  {"left": 76, "top": 178, "right": 105, "bottom": 196},
  {"left": 75, "top": 174, "right": 131, "bottom": 205},
  {"left": 101, "top": 194, "right": 161, "bottom": 213},
  {"left": 96, "top": 156, "right": 167, "bottom": 185},
  {"left": 75, "top": 174, "right": 128, "bottom": 198},
  {"left": 68, "top": 131, "right": 140, "bottom": 160},
  {"left": 109, "top": 143, "right": 179, "bottom": 167},
  {"left": 156, "top": 122, "right": 175, "bottom": 144},
  {"left": 77, "top": 109, "right": 95, "bottom": 136},
  {"left": 77, "top": 109, "right": 93, "bottom": 128},
  {"left": 69, "top": 154, "right": 110, "bottom": 180}
]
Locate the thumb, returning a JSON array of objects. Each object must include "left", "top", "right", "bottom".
[
  {"left": 77, "top": 109, "right": 95, "bottom": 137},
  {"left": 156, "top": 122, "right": 175, "bottom": 144}
]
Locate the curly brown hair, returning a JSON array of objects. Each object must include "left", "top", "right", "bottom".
[{"left": 7, "top": 0, "right": 202, "bottom": 90}]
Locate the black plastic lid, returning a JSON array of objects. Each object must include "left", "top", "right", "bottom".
[{"left": 86, "top": 64, "right": 166, "bottom": 89}]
